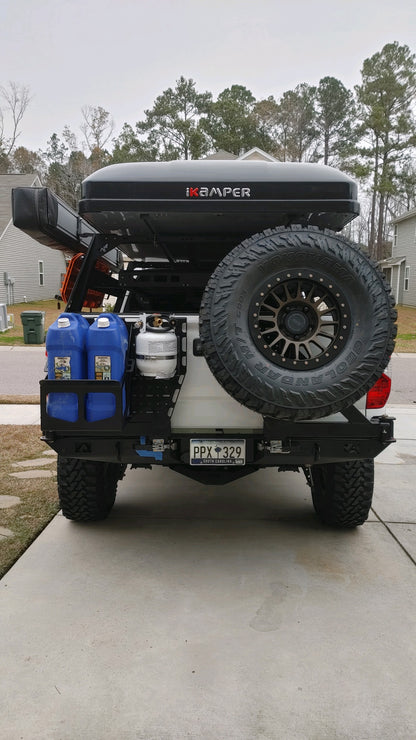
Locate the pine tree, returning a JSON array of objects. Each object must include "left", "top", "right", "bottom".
[{"left": 355, "top": 42, "right": 416, "bottom": 260}]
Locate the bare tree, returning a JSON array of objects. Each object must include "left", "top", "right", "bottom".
[
  {"left": 0, "top": 81, "right": 31, "bottom": 156},
  {"left": 80, "top": 105, "right": 114, "bottom": 153}
]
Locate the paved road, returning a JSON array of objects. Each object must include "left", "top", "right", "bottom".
[
  {"left": 1, "top": 346, "right": 415, "bottom": 403},
  {"left": 0, "top": 346, "right": 46, "bottom": 395},
  {"left": 390, "top": 353, "right": 416, "bottom": 404},
  {"left": 0, "top": 407, "right": 415, "bottom": 738}
]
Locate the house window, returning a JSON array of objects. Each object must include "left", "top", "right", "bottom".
[
  {"left": 38, "top": 260, "right": 44, "bottom": 286},
  {"left": 393, "top": 224, "right": 398, "bottom": 248},
  {"left": 404, "top": 266, "right": 410, "bottom": 292}
]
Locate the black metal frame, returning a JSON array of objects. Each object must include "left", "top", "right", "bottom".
[{"left": 40, "top": 415, "right": 395, "bottom": 468}]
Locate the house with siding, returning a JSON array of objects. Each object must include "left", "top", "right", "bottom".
[
  {"left": 379, "top": 207, "right": 416, "bottom": 306},
  {"left": 205, "top": 147, "right": 279, "bottom": 162},
  {"left": 0, "top": 174, "right": 67, "bottom": 305}
]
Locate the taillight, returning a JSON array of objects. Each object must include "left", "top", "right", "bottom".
[
  {"left": 366, "top": 373, "right": 391, "bottom": 409},
  {"left": 61, "top": 253, "right": 110, "bottom": 308}
]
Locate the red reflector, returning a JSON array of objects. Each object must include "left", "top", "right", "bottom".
[{"left": 366, "top": 373, "right": 391, "bottom": 409}]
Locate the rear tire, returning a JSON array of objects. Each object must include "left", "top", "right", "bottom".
[
  {"left": 309, "top": 458, "right": 374, "bottom": 528},
  {"left": 57, "top": 456, "right": 126, "bottom": 521}
]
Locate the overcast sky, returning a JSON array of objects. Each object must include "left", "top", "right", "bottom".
[{"left": 1, "top": 0, "right": 416, "bottom": 154}]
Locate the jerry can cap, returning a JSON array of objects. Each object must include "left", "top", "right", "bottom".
[
  {"left": 57, "top": 317, "right": 70, "bottom": 328},
  {"left": 97, "top": 317, "right": 110, "bottom": 328}
]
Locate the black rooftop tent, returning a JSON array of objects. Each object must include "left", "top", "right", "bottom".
[{"left": 13, "top": 160, "right": 359, "bottom": 266}]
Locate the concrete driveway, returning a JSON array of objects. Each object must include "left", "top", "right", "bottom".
[{"left": 0, "top": 406, "right": 415, "bottom": 739}]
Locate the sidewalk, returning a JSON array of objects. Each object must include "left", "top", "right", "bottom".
[
  {"left": 0, "top": 407, "right": 415, "bottom": 738},
  {"left": 0, "top": 404, "right": 40, "bottom": 424}
]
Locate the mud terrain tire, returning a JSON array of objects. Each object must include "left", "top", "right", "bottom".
[
  {"left": 57, "top": 456, "right": 126, "bottom": 521},
  {"left": 310, "top": 458, "right": 374, "bottom": 527},
  {"left": 200, "top": 226, "right": 396, "bottom": 420}
]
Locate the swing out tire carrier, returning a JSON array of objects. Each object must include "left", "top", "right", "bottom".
[{"left": 13, "top": 159, "right": 396, "bottom": 527}]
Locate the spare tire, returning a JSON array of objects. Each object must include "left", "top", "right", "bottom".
[{"left": 199, "top": 226, "right": 396, "bottom": 421}]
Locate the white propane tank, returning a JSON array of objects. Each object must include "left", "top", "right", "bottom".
[{"left": 136, "top": 314, "right": 178, "bottom": 378}]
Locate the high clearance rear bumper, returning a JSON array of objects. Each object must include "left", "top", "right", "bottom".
[{"left": 40, "top": 379, "right": 395, "bottom": 467}]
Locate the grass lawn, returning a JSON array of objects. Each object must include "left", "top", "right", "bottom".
[
  {"left": 0, "top": 300, "right": 71, "bottom": 576},
  {"left": 395, "top": 305, "right": 416, "bottom": 352},
  {"left": 0, "top": 299, "right": 65, "bottom": 346},
  {"left": 0, "top": 298, "right": 101, "bottom": 346},
  {"left": 0, "top": 425, "right": 60, "bottom": 579}
]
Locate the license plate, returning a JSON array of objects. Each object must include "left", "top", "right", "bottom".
[{"left": 190, "top": 439, "right": 246, "bottom": 465}]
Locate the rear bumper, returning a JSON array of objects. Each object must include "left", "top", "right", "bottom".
[{"left": 40, "top": 379, "right": 395, "bottom": 466}]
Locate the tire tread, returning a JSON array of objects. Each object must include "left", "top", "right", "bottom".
[
  {"left": 310, "top": 458, "right": 374, "bottom": 527},
  {"left": 57, "top": 456, "right": 125, "bottom": 521}
]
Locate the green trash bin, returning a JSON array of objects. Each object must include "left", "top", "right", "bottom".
[{"left": 20, "top": 311, "right": 46, "bottom": 344}]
